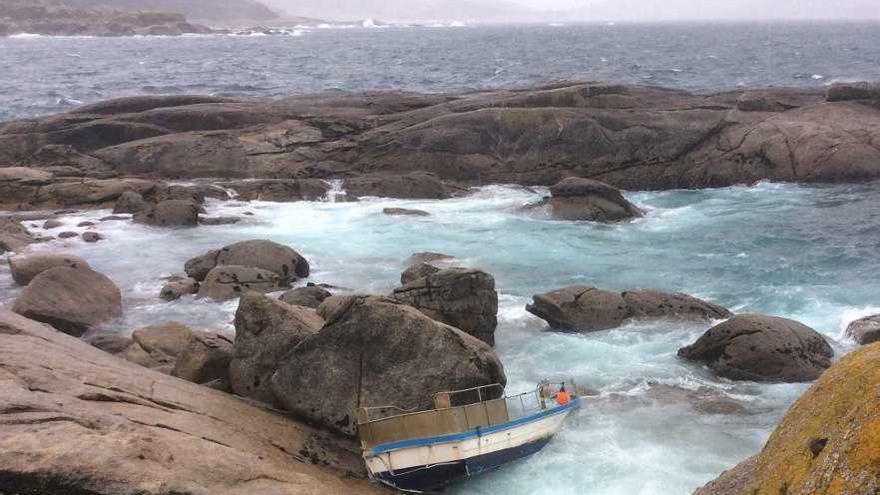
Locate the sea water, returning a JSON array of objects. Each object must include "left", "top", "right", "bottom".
[{"left": 1, "top": 181, "right": 878, "bottom": 494}]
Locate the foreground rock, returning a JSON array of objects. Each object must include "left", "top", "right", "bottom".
[
  {"left": 9, "top": 252, "right": 90, "bottom": 286},
  {"left": 124, "top": 322, "right": 195, "bottom": 375},
  {"left": 526, "top": 286, "right": 731, "bottom": 332},
  {"left": 678, "top": 314, "right": 833, "bottom": 382},
  {"left": 12, "top": 266, "right": 122, "bottom": 336},
  {"left": 198, "top": 265, "right": 284, "bottom": 301},
  {"left": 3, "top": 83, "right": 880, "bottom": 190},
  {"left": 172, "top": 332, "right": 234, "bottom": 385},
  {"left": 695, "top": 343, "right": 880, "bottom": 494},
  {"left": 185, "top": 239, "right": 309, "bottom": 284},
  {"left": 230, "top": 292, "right": 324, "bottom": 404},
  {"left": 845, "top": 314, "right": 880, "bottom": 345},
  {"left": 532, "top": 177, "right": 643, "bottom": 222},
  {"left": 392, "top": 268, "right": 499, "bottom": 346},
  {"left": 271, "top": 296, "right": 506, "bottom": 436},
  {"left": 0, "top": 311, "right": 381, "bottom": 494}
]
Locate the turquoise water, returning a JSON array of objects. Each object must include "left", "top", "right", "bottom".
[{"left": 1, "top": 180, "right": 877, "bottom": 494}]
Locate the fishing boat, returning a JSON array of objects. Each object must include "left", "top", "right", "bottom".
[{"left": 357, "top": 381, "right": 580, "bottom": 493}]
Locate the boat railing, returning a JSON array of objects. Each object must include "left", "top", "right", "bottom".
[{"left": 357, "top": 382, "right": 569, "bottom": 450}]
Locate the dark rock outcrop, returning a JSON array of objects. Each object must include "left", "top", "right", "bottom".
[
  {"left": 392, "top": 268, "right": 498, "bottom": 346},
  {"left": 229, "top": 292, "right": 324, "bottom": 404},
  {"left": 81, "top": 231, "right": 102, "bottom": 242},
  {"left": 197, "top": 265, "right": 284, "bottom": 301},
  {"left": 527, "top": 286, "right": 732, "bottom": 332},
  {"left": 0, "top": 310, "right": 381, "bottom": 494},
  {"left": 270, "top": 296, "right": 506, "bottom": 436},
  {"left": 133, "top": 199, "right": 200, "bottom": 227},
  {"left": 12, "top": 266, "right": 122, "bottom": 336},
  {"left": 278, "top": 285, "right": 332, "bottom": 308},
  {"left": 8, "top": 252, "right": 90, "bottom": 286},
  {"left": 113, "top": 190, "right": 146, "bottom": 214},
  {"left": 531, "top": 177, "right": 643, "bottom": 222},
  {"left": 383, "top": 207, "right": 430, "bottom": 217},
  {"left": 343, "top": 172, "right": 461, "bottom": 199},
  {"left": 184, "top": 239, "right": 309, "bottom": 284},
  {"left": 845, "top": 314, "right": 880, "bottom": 345},
  {"left": 677, "top": 314, "right": 834, "bottom": 382}
]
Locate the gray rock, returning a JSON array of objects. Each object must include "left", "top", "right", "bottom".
[
  {"left": 534, "top": 177, "right": 643, "bottom": 222},
  {"left": 185, "top": 239, "right": 309, "bottom": 284},
  {"left": 9, "top": 252, "right": 91, "bottom": 286},
  {"left": 77, "top": 221, "right": 96, "bottom": 227},
  {"left": 43, "top": 219, "right": 63, "bottom": 229},
  {"left": 400, "top": 262, "right": 441, "bottom": 285},
  {"left": 113, "top": 190, "right": 146, "bottom": 214},
  {"left": 392, "top": 267, "right": 498, "bottom": 346},
  {"left": 0, "top": 217, "right": 35, "bottom": 254},
  {"left": 270, "top": 296, "right": 506, "bottom": 436},
  {"left": 199, "top": 216, "right": 241, "bottom": 225},
  {"left": 172, "top": 332, "right": 234, "bottom": 385},
  {"left": 407, "top": 251, "right": 453, "bottom": 265},
  {"left": 84, "top": 331, "right": 133, "bottom": 355},
  {"left": 229, "top": 292, "right": 324, "bottom": 404},
  {"left": 124, "top": 322, "right": 194, "bottom": 374},
  {"left": 198, "top": 265, "right": 284, "bottom": 301},
  {"left": 81, "top": 231, "right": 103, "bottom": 243},
  {"left": 845, "top": 314, "right": 880, "bottom": 345},
  {"left": 621, "top": 289, "right": 732, "bottom": 321},
  {"left": 278, "top": 285, "right": 332, "bottom": 308},
  {"left": 58, "top": 231, "right": 78, "bottom": 239},
  {"left": 383, "top": 207, "right": 430, "bottom": 217},
  {"left": 677, "top": 314, "right": 834, "bottom": 382},
  {"left": 526, "top": 285, "right": 630, "bottom": 332},
  {"left": 133, "top": 199, "right": 200, "bottom": 227},
  {"left": 13, "top": 266, "right": 122, "bottom": 337},
  {"left": 159, "top": 277, "right": 199, "bottom": 301}
]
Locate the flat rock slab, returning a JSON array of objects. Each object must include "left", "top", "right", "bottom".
[{"left": 0, "top": 311, "right": 379, "bottom": 495}]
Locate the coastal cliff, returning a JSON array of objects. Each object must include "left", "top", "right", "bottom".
[{"left": 1, "top": 82, "right": 879, "bottom": 201}]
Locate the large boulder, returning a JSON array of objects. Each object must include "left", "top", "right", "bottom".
[
  {"left": 621, "top": 289, "right": 732, "bottom": 321},
  {"left": 0, "top": 310, "right": 383, "bottom": 494},
  {"left": 229, "top": 292, "right": 324, "bottom": 404},
  {"left": 526, "top": 285, "right": 630, "bottom": 332},
  {"left": 133, "top": 199, "right": 200, "bottom": 227},
  {"left": 124, "top": 322, "right": 194, "bottom": 374},
  {"left": 172, "top": 332, "right": 234, "bottom": 385},
  {"left": 198, "top": 265, "right": 284, "bottom": 301},
  {"left": 278, "top": 285, "right": 332, "bottom": 308},
  {"left": 184, "top": 239, "right": 309, "bottom": 284},
  {"left": 392, "top": 268, "right": 498, "bottom": 346},
  {"left": 0, "top": 217, "right": 35, "bottom": 254},
  {"left": 845, "top": 314, "right": 880, "bottom": 345},
  {"left": 113, "top": 190, "right": 146, "bottom": 214},
  {"left": 695, "top": 343, "right": 880, "bottom": 495},
  {"left": 8, "top": 252, "right": 90, "bottom": 286},
  {"left": 527, "top": 286, "right": 732, "bottom": 332},
  {"left": 12, "top": 266, "right": 122, "bottom": 337},
  {"left": 271, "top": 296, "right": 506, "bottom": 436},
  {"left": 533, "top": 177, "right": 643, "bottom": 222},
  {"left": 677, "top": 314, "right": 834, "bottom": 382}
]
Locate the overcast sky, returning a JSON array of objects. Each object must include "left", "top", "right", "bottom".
[{"left": 263, "top": 0, "right": 880, "bottom": 22}]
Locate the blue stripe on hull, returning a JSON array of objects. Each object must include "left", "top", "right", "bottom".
[{"left": 374, "top": 436, "right": 553, "bottom": 492}]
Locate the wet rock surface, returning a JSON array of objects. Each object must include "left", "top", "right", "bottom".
[
  {"left": 133, "top": 199, "right": 200, "bottom": 227},
  {"left": 271, "top": 296, "right": 506, "bottom": 436},
  {"left": 531, "top": 177, "right": 643, "bottom": 222},
  {"left": 184, "top": 239, "right": 309, "bottom": 284},
  {"left": 677, "top": 314, "right": 834, "bottom": 382},
  {"left": 197, "top": 265, "right": 284, "bottom": 301},
  {"left": 845, "top": 314, "right": 880, "bottom": 345},
  {"left": 526, "top": 286, "right": 732, "bottom": 332},
  {"left": 278, "top": 285, "right": 333, "bottom": 308},
  {"left": 392, "top": 267, "right": 499, "bottom": 346}
]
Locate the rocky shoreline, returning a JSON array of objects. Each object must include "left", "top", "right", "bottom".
[
  {"left": 1, "top": 82, "right": 879, "bottom": 494},
  {"left": 2, "top": 82, "right": 880, "bottom": 198}
]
